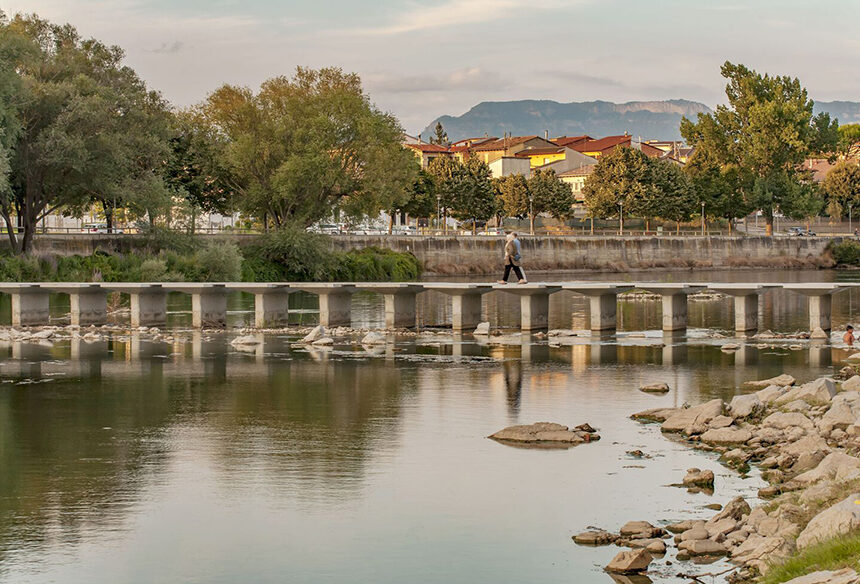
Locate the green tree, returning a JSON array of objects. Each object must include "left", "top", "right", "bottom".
[
  {"left": 838, "top": 124, "right": 860, "bottom": 156},
  {"left": 649, "top": 159, "right": 696, "bottom": 231},
  {"left": 527, "top": 168, "right": 575, "bottom": 232},
  {"left": 680, "top": 62, "right": 839, "bottom": 236},
  {"left": 683, "top": 149, "right": 750, "bottom": 233},
  {"left": 0, "top": 14, "right": 172, "bottom": 253},
  {"left": 823, "top": 161, "right": 860, "bottom": 219},
  {"left": 427, "top": 156, "right": 459, "bottom": 226},
  {"left": 449, "top": 158, "right": 495, "bottom": 234},
  {"left": 429, "top": 122, "right": 449, "bottom": 146},
  {"left": 582, "top": 146, "right": 653, "bottom": 220},
  {"left": 388, "top": 168, "right": 436, "bottom": 232},
  {"left": 495, "top": 173, "right": 529, "bottom": 219},
  {"left": 201, "top": 67, "right": 416, "bottom": 228}
]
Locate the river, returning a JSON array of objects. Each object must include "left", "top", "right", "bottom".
[{"left": 1, "top": 269, "right": 859, "bottom": 583}]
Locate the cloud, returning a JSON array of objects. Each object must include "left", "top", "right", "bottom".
[
  {"left": 347, "top": 0, "right": 582, "bottom": 36},
  {"left": 368, "top": 67, "right": 510, "bottom": 94},
  {"left": 149, "top": 40, "right": 185, "bottom": 54},
  {"left": 539, "top": 70, "right": 626, "bottom": 88}
]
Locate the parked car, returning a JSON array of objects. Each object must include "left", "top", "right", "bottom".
[
  {"left": 787, "top": 227, "right": 815, "bottom": 236},
  {"left": 81, "top": 223, "right": 124, "bottom": 234},
  {"left": 392, "top": 226, "right": 417, "bottom": 235},
  {"left": 478, "top": 228, "right": 505, "bottom": 236},
  {"left": 307, "top": 223, "right": 342, "bottom": 235}
]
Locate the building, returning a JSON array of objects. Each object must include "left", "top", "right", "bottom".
[
  {"left": 645, "top": 140, "right": 695, "bottom": 164},
  {"left": 569, "top": 134, "right": 666, "bottom": 159},
  {"left": 550, "top": 135, "right": 593, "bottom": 149},
  {"left": 449, "top": 136, "right": 497, "bottom": 163},
  {"left": 469, "top": 135, "right": 560, "bottom": 165},
  {"left": 403, "top": 136, "right": 452, "bottom": 168},
  {"left": 558, "top": 165, "right": 595, "bottom": 204},
  {"left": 488, "top": 156, "right": 531, "bottom": 178}
]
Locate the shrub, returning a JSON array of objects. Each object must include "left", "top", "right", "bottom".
[
  {"left": 247, "top": 227, "right": 342, "bottom": 281},
  {"left": 195, "top": 240, "right": 243, "bottom": 282},
  {"left": 830, "top": 240, "right": 860, "bottom": 266}
]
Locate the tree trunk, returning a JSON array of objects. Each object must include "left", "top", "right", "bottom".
[
  {"left": 676, "top": 221, "right": 680, "bottom": 235},
  {"left": 728, "top": 218, "right": 733, "bottom": 235},
  {"left": 590, "top": 217, "right": 594, "bottom": 235},
  {"left": 765, "top": 216, "right": 773, "bottom": 237},
  {"left": 472, "top": 218, "right": 476, "bottom": 235},
  {"left": 645, "top": 218, "right": 650, "bottom": 233},
  {"left": 102, "top": 200, "right": 114, "bottom": 231},
  {"left": 388, "top": 213, "right": 394, "bottom": 235},
  {"left": 529, "top": 213, "right": 535, "bottom": 235}
]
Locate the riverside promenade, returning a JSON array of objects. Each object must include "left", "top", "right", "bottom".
[{"left": 0, "top": 281, "right": 853, "bottom": 333}]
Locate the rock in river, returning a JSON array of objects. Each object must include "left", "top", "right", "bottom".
[
  {"left": 744, "top": 373, "right": 796, "bottom": 389},
  {"left": 605, "top": 549, "right": 652, "bottom": 574},
  {"left": 573, "top": 530, "right": 617, "bottom": 545},
  {"left": 488, "top": 422, "right": 599, "bottom": 446},
  {"left": 639, "top": 382, "right": 669, "bottom": 393},
  {"left": 682, "top": 468, "right": 715, "bottom": 488}
]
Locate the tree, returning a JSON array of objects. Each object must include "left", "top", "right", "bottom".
[
  {"left": 0, "top": 14, "right": 172, "bottom": 253},
  {"left": 823, "top": 161, "right": 860, "bottom": 219},
  {"left": 527, "top": 169, "right": 575, "bottom": 232},
  {"left": 581, "top": 146, "right": 653, "bottom": 220},
  {"left": 449, "top": 158, "right": 495, "bottom": 234},
  {"left": 683, "top": 149, "right": 750, "bottom": 233},
  {"left": 201, "top": 67, "right": 417, "bottom": 228},
  {"left": 388, "top": 168, "right": 436, "bottom": 232},
  {"left": 839, "top": 124, "right": 860, "bottom": 156},
  {"left": 164, "top": 109, "right": 234, "bottom": 234},
  {"left": 429, "top": 122, "right": 449, "bottom": 147},
  {"left": 649, "top": 159, "right": 696, "bottom": 231},
  {"left": 496, "top": 173, "right": 529, "bottom": 219},
  {"left": 680, "top": 62, "right": 839, "bottom": 236}
]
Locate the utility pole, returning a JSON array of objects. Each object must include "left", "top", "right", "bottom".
[
  {"left": 618, "top": 201, "right": 624, "bottom": 236},
  {"left": 529, "top": 192, "right": 534, "bottom": 235},
  {"left": 701, "top": 201, "right": 706, "bottom": 236}
]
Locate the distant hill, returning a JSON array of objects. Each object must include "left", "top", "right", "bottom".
[
  {"left": 421, "top": 99, "right": 860, "bottom": 142},
  {"left": 815, "top": 101, "right": 860, "bottom": 124},
  {"left": 420, "top": 99, "right": 712, "bottom": 142}
]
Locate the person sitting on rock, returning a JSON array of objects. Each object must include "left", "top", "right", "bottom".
[{"left": 844, "top": 324, "right": 855, "bottom": 346}]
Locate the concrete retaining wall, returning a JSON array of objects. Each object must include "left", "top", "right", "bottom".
[{"left": 27, "top": 234, "right": 837, "bottom": 275}]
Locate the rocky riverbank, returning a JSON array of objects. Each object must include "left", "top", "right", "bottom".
[{"left": 575, "top": 371, "right": 860, "bottom": 583}]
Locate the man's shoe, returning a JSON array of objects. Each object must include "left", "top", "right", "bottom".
[
  {"left": 496, "top": 280, "right": 507, "bottom": 284},
  {"left": 517, "top": 279, "right": 528, "bottom": 284}
]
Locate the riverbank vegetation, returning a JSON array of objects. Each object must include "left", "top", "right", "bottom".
[
  {"left": 828, "top": 240, "right": 860, "bottom": 266},
  {"left": 0, "top": 230, "right": 420, "bottom": 282}
]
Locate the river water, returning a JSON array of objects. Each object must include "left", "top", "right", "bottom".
[{"left": 1, "top": 269, "right": 860, "bottom": 583}]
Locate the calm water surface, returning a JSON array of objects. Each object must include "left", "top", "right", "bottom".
[{"left": 1, "top": 269, "right": 859, "bottom": 583}]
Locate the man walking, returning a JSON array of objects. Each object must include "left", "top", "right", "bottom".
[{"left": 497, "top": 232, "right": 527, "bottom": 284}]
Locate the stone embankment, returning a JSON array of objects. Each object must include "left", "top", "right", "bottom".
[{"left": 575, "top": 371, "right": 860, "bottom": 583}]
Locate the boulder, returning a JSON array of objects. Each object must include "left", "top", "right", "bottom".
[
  {"left": 762, "top": 411, "right": 815, "bottom": 431},
  {"left": 605, "top": 549, "right": 652, "bottom": 574},
  {"left": 679, "top": 539, "right": 727, "bottom": 556},
  {"left": 797, "top": 493, "right": 860, "bottom": 549},
  {"left": 619, "top": 520, "right": 660, "bottom": 538},
  {"left": 705, "top": 518, "right": 738, "bottom": 539},
  {"left": 745, "top": 374, "right": 796, "bottom": 389},
  {"left": 473, "top": 322, "right": 490, "bottom": 335},
  {"left": 230, "top": 334, "right": 261, "bottom": 347},
  {"left": 730, "top": 393, "right": 764, "bottom": 419},
  {"left": 573, "top": 530, "right": 617, "bottom": 545},
  {"left": 666, "top": 520, "right": 704, "bottom": 534},
  {"left": 783, "top": 378, "right": 837, "bottom": 406},
  {"left": 794, "top": 452, "right": 860, "bottom": 484},
  {"left": 730, "top": 534, "right": 789, "bottom": 573},
  {"left": 631, "top": 407, "right": 678, "bottom": 423},
  {"left": 843, "top": 376, "right": 860, "bottom": 392},
  {"left": 782, "top": 435, "right": 831, "bottom": 459},
  {"left": 644, "top": 540, "right": 666, "bottom": 554},
  {"left": 639, "top": 382, "right": 670, "bottom": 393},
  {"left": 710, "top": 497, "right": 751, "bottom": 522},
  {"left": 679, "top": 527, "right": 709, "bottom": 541},
  {"left": 779, "top": 569, "right": 860, "bottom": 584},
  {"left": 847, "top": 352, "right": 860, "bottom": 362},
  {"left": 821, "top": 401, "right": 860, "bottom": 433},
  {"left": 811, "top": 327, "right": 829, "bottom": 339},
  {"left": 709, "top": 415, "right": 734, "bottom": 429},
  {"left": 721, "top": 343, "right": 740, "bottom": 351},
  {"left": 488, "top": 422, "right": 599, "bottom": 445},
  {"left": 301, "top": 325, "right": 325, "bottom": 343},
  {"left": 682, "top": 468, "right": 715, "bottom": 488},
  {"left": 360, "top": 332, "right": 387, "bottom": 345},
  {"left": 757, "top": 384, "right": 790, "bottom": 404},
  {"left": 700, "top": 427, "right": 752, "bottom": 446},
  {"left": 661, "top": 399, "right": 724, "bottom": 435}
]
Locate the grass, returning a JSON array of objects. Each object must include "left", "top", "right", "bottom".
[{"left": 762, "top": 534, "right": 860, "bottom": 583}]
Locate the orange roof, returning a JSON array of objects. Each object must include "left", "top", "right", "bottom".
[
  {"left": 405, "top": 142, "right": 450, "bottom": 153},
  {"left": 551, "top": 135, "right": 592, "bottom": 148},
  {"left": 471, "top": 135, "right": 540, "bottom": 152},
  {"left": 514, "top": 147, "right": 565, "bottom": 158},
  {"left": 572, "top": 135, "right": 632, "bottom": 153},
  {"left": 559, "top": 165, "right": 595, "bottom": 178}
]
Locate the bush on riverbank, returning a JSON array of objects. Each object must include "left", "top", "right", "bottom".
[
  {"left": 0, "top": 233, "right": 420, "bottom": 282},
  {"left": 829, "top": 240, "right": 860, "bottom": 266}
]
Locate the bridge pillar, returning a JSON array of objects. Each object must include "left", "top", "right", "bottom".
[
  {"left": 8, "top": 285, "right": 50, "bottom": 326},
  {"left": 255, "top": 291, "right": 291, "bottom": 328},
  {"left": 355, "top": 284, "right": 425, "bottom": 329},
  {"left": 563, "top": 284, "right": 633, "bottom": 331},
  {"left": 70, "top": 289, "right": 107, "bottom": 326},
  {"left": 636, "top": 284, "right": 706, "bottom": 332},
  {"left": 784, "top": 284, "right": 844, "bottom": 332},
  {"left": 295, "top": 285, "right": 357, "bottom": 327},
  {"left": 494, "top": 284, "right": 562, "bottom": 332},
  {"left": 424, "top": 284, "right": 493, "bottom": 332},
  {"left": 192, "top": 289, "right": 228, "bottom": 328},
  {"left": 130, "top": 288, "right": 167, "bottom": 327}
]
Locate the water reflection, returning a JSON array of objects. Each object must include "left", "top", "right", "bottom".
[{"left": 0, "top": 326, "right": 846, "bottom": 583}]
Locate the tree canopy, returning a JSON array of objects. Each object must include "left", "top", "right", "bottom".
[
  {"left": 680, "top": 62, "right": 838, "bottom": 235},
  {"left": 0, "top": 13, "right": 172, "bottom": 252},
  {"left": 200, "top": 67, "right": 417, "bottom": 228},
  {"left": 823, "top": 161, "right": 860, "bottom": 219}
]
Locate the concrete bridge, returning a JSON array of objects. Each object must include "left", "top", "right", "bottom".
[{"left": 0, "top": 281, "right": 852, "bottom": 333}]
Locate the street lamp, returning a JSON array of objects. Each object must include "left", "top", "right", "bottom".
[
  {"left": 618, "top": 201, "right": 624, "bottom": 236},
  {"left": 850, "top": 204, "right": 853, "bottom": 235},
  {"left": 529, "top": 192, "right": 534, "bottom": 235},
  {"left": 701, "top": 201, "right": 706, "bottom": 237},
  {"left": 436, "top": 194, "right": 441, "bottom": 232}
]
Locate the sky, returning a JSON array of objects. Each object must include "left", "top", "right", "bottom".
[{"left": 2, "top": 0, "right": 859, "bottom": 134}]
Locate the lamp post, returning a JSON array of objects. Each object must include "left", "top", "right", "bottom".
[
  {"left": 850, "top": 204, "right": 853, "bottom": 234},
  {"left": 529, "top": 192, "right": 534, "bottom": 235},
  {"left": 618, "top": 201, "right": 623, "bottom": 236},
  {"left": 701, "top": 201, "right": 705, "bottom": 237},
  {"left": 436, "top": 194, "right": 441, "bottom": 232}
]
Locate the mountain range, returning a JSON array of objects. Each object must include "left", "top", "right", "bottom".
[{"left": 421, "top": 99, "right": 860, "bottom": 143}]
